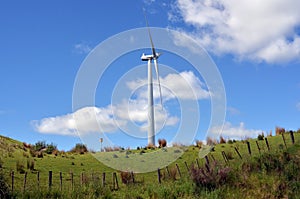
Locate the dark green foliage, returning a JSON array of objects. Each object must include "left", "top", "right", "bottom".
[
  {"left": 70, "top": 143, "right": 88, "bottom": 154},
  {"left": 257, "top": 134, "right": 264, "bottom": 140},
  {"left": 34, "top": 140, "right": 46, "bottom": 151},
  {"left": 227, "top": 139, "right": 234, "bottom": 144},
  {"left": 45, "top": 142, "right": 57, "bottom": 154}
]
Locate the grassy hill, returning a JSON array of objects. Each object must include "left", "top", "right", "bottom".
[{"left": 1, "top": 133, "right": 300, "bottom": 198}]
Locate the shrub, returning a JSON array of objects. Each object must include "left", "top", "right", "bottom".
[
  {"left": 206, "top": 137, "right": 217, "bottom": 146},
  {"left": 227, "top": 139, "right": 233, "bottom": 144},
  {"left": 45, "top": 143, "right": 57, "bottom": 154},
  {"left": 276, "top": 126, "right": 285, "bottom": 135},
  {"left": 120, "top": 171, "right": 134, "bottom": 184},
  {"left": 195, "top": 140, "right": 203, "bottom": 148},
  {"left": 158, "top": 139, "right": 167, "bottom": 148},
  {"left": 34, "top": 141, "right": 46, "bottom": 151},
  {"left": 169, "top": 167, "right": 178, "bottom": 181},
  {"left": 52, "top": 149, "right": 59, "bottom": 156},
  {"left": 257, "top": 133, "right": 264, "bottom": 140},
  {"left": 190, "top": 161, "right": 232, "bottom": 190},
  {"left": 37, "top": 151, "right": 43, "bottom": 158},
  {"left": 70, "top": 143, "right": 88, "bottom": 154},
  {"left": 147, "top": 143, "right": 155, "bottom": 149},
  {"left": 219, "top": 136, "right": 226, "bottom": 144}
]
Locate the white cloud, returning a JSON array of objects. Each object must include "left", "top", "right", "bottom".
[
  {"left": 171, "top": 0, "right": 300, "bottom": 63},
  {"left": 127, "top": 71, "right": 210, "bottom": 101},
  {"left": 33, "top": 71, "right": 206, "bottom": 136},
  {"left": 297, "top": 102, "right": 300, "bottom": 111},
  {"left": 33, "top": 102, "right": 179, "bottom": 136},
  {"left": 32, "top": 106, "right": 120, "bottom": 136},
  {"left": 73, "top": 42, "right": 92, "bottom": 54},
  {"left": 209, "top": 122, "right": 262, "bottom": 140}
]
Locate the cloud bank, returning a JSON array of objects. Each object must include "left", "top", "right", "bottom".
[
  {"left": 171, "top": 0, "right": 300, "bottom": 63},
  {"left": 33, "top": 71, "right": 206, "bottom": 136}
]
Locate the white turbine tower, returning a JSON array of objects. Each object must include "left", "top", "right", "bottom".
[{"left": 141, "top": 16, "right": 163, "bottom": 146}]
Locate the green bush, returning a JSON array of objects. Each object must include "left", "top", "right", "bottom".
[
  {"left": 34, "top": 141, "right": 46, "bottom": 151},
  {"left": 257, "top": 134, "right": 264, "bottom": 140},
  {"left": 45, "top": 143, "right": 57, "bottom": 154},
  {"left": 70, "top": 143, "right": 88, "bottom": 154}
]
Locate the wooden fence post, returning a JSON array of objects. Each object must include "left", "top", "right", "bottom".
[
  {"left": 221, "top": 151, "right": 228, "bottom": 163},
  {"left": 282, "top": 133, "right": 287, "bottom": 149},
  {"left": 80, "top": 172, "right": 83, "bottom": 186},
  {"left": 102, "top": 172, "right": 106, "bottom": 187},
  {"left": 184, "top": 161, "right": 189, "bottom": 172},
  {"left": 196, "top": 159, "right": 200, "bottom": 169},
  {"left": 265, "top": 138, "right": 270, "bottom": 151},
  {"left": 11, "top": 171, "right": 14, "bottom": 195},
  {"left": 290, "top": 131, "right": 295, "bottom": 145},
  {"left": 166, "top": 166, "right": 170, "bottom": 177},
  {"left": 246, "top": 141, "right": 251, "bottom": 155},
  {"left": 37, "top": 171, "right": 40, "bottom": 189},
  {"left": 255, "top": 141, "right": 261, "bottom": 154},
  {"left": 131, "top": 171, "right": 135, "bottom": 183},
  {"left": 175, "top": 164, "right": 182, "bottom": 178},
  {"left": 157, "top": 168, "right": 161, "bottom": 183},
  {"left": 48, "top": 171, "right": 52, "bottom": 190},
  {"left": 59, "top": 172, "right": 63, "bottom": 191},
  {"left": 112, "top": 172, "right": 119, "bottom": 190},
  {"left": 234, "top": 147, "right": 242, "bottom": 159},
  {"left": 204, "top": 155, "right": 210, "bottom": 165},
  {"left": 23, "top": 172, "right": 27, "bottom": 193},
  {"left": 204, "top": 155, "right": 210, "bottom": 171}
]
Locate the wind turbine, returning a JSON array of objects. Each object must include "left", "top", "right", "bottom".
[{"left": 141, "top": 15, "right": 163, "bottom": 146}]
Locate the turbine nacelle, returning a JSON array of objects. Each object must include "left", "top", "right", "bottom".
[{"left": 141, "top": 52, "right": 161, "bottom": 61}]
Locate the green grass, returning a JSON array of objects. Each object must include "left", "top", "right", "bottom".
[{"left": 1, "top": 133, "right": 300, "bottom": 198}]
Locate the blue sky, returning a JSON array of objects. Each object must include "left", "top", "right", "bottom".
[{"left": 1, "top": 0, "right": 300, "bottom": 151}]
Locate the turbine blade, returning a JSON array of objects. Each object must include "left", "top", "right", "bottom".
[
  {"left": 143, "top": 11, "right": 156, "bottom": 56},
  {"left": 154, "top": 59, "right": 163, "bottom": 106}
]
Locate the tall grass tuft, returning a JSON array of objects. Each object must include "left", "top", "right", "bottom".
[{"left": 16, "top": 160, "right": 25, "bottom": 174}]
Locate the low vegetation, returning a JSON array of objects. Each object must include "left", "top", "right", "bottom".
[{"left": 1, "top": 130, "right": 300, "bottom": 198}]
